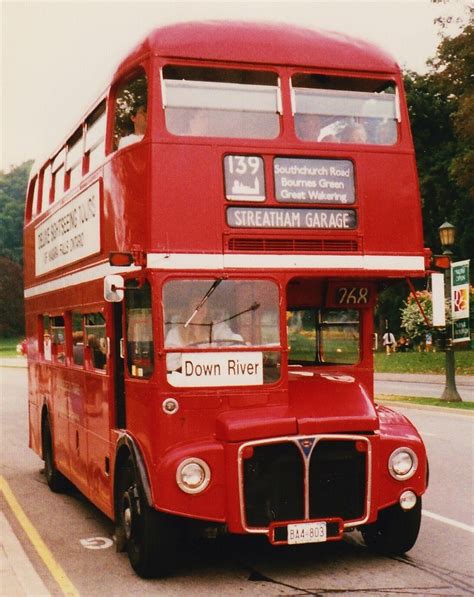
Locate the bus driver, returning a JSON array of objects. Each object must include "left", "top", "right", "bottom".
[{"left": 165, "top": 299, "right": 244, "bottom": 372}]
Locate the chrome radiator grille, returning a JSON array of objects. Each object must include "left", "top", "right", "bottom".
[{"left": 240, "top": 436, "right": 369, "bottom": 530}]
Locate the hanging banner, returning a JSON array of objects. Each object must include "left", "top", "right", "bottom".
[{"left": 451, "top": 260, "right": 470, "bottom": 343}]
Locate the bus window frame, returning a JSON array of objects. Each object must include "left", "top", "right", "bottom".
[
  {"left": 84, "top": 310, "right": 108, "bottom": 372},
  {"left": 84, "top": 99, "right": 107, "bottom": 175},
  {"left": 65, "top": 126, "right": 84, "bottom": 192},
  {"left": 161, "top": 274, "right": 284, "bottom": 388},
  {"left": 25, "top": 175, "right": 39, "bottom": 222},
  {"left": 160, "top": 61, "right": 283, "bottom": 141},
  {"left": 71, "top": 310, "right": 85, "bottom": 368},
  {"left": 40, "top": 162, "right": 53, "bottom": 209},
  {"left": 288, "top": 68, "right": 401, "bottom": 146},
  {"left": 112, "top": 66, "right": 149, "bottom": 154},
  {"left": 287, "top": 307, "right": 362, "bottom": 367},
  {"left": 124, "top": 278, "right": 155, "bottom": 380},
  {"left": 49, "top": 313, "right": 67, "bottom": 364}
]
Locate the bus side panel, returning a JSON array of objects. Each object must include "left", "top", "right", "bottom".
[
  {"left": 359, "top": 152, "right": 424, "bottom": 255},
  {"left": 150, "top": 143, "right": 222, "bottom": 253},
  {"left": 68, "top": 367, "right": 88, "bottom": 493},
  {"left": 50, "top": 366, "right": 71, "bottom": 477},
  {"left": 103, "top": 146, "right": 150, "bottom": 255},
  {"left": 27, "top": 362, "right": 42, "bottom": 456},
  {"left": 85, "top": 371, "right": 113, "bottom": 516}
]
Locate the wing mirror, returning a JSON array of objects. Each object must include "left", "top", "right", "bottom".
[{"left": 104, "top": 274, "right": 125, "bottom": 302}]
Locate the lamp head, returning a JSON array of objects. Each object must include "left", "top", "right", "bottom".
[{"left": 438, "top": 221, "right": 455, "bottom": 250}]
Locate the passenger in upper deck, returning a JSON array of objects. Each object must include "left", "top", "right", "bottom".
[
  {"left": 340, "top": 122, "right": 368, "bottom": 144},
  {"left": 295, "top": 113, "right": 322, "bottom": 141},
  {"left": 118, "top": 103, "right": 147, "bottom": 149}
]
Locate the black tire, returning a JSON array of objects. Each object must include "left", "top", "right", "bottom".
[
  {"left": 42, "top": 417, "right": 68, "bottom": 493},
  {"left": 361, "top": 498, "right": 422, "bottom": 555},
  {"left": 118, "top": 457, "right": 180, "bottom": 578}
]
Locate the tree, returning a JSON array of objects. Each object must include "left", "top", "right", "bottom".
[
  {"left": 0, "top": 160, "right": 33, "bottom": 264},
  {"left": 377, "top": 21, "right": 473, "bottom": 333},
  {"left": 399, "top": 290, "right": 445, "bottom": 348},
  {"left": 0, "top": 257, "right": 25, "bottom": 336},
  {"left": 0, "top": 161, "right": 32, "bottom": 336}
]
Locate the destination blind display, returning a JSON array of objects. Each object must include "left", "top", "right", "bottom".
[
  {"left": 227, "top": 207, "right": 356, "bottom": 230},
  {"left": 274, "top": 158, "right": 355, "bottom": 204}
]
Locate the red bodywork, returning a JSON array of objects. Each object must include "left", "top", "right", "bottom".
[{"left": 24, "top": 22, "right": 427, "bottom": 542}]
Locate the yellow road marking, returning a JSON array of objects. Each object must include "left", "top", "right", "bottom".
[{"left": 0, "top": 475, "right": 80, "bottom": 597}]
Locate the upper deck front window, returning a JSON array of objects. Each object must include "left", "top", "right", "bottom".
[
  {"left": 162, "top": 65, "right": 281, "bottom": 139},
  {"left": 292, "top": 74, "right": 399, "bottom": 145}
]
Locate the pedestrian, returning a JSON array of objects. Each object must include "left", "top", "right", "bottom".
[{"left": 382, "top": 329, "right": 396, "bottom": 355}]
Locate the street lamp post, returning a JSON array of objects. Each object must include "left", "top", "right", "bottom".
[{"left": 438, "top": 222, "right": 462, "bottom": 402}]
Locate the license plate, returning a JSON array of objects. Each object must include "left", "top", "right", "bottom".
[{"left": 287, "top": 521, "right": 327, "bottom": 545}]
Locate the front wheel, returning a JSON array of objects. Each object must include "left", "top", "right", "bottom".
[
  {"left": 118, "top": 458, "right": 180, "bottom": 578},
  {"left": 361, "top": 498, "right": 422, "bottom": 555}
]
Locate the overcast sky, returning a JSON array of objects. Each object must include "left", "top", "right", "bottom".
[{"left": 1, "top": 0, "right": 465, "bottom": 171}]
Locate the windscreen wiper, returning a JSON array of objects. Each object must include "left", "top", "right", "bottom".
[
  {"left": 216, "top": 302, "right": 260, "bottom": 324},
  {"left": 184, "top": 278, "right": 223, "bottom": 328}
]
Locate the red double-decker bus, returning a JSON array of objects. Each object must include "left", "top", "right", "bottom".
[{"left": 24, "top": 21, "right": 428, "bottom": 577}]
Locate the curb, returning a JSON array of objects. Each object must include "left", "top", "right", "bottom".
[{"left": 374, "top": 372, "right": 473, "bottom": 386}]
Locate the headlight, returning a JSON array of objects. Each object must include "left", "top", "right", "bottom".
[
  {"left": 176, "top": 458, "right": 211, "bottom": 494},
  {"left": 388, "top": 447, "right": 418, "bottom": 480}
]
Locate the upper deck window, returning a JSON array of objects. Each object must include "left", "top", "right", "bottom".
[
  {"left": 66, "top": 127, "right": 83, "bottom": 190},
  {"left": 162, "top": 66, "right": 281, "bottom": 139},
  {"left": 114, "top": 72, "right": 148, "bottom": 151},
  {"left": 85, "top": 101, "right": 106, "bottom": 172},
  {"left": 292, "top": 74, "right": 399, "bottom": 145}
]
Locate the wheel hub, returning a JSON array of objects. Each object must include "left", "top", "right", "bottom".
[{"left": 123, "top": 492, "right": 133, "bottom": 541}]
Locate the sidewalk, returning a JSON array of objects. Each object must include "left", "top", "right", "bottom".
[
  {"left": 0, "top": 512, "right": 50, "bottom": 596},
  {"left": 0, "top": 357, "right": 27, "bottom": 368}
]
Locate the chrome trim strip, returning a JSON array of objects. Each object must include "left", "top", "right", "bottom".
[{"left": 237, "top": 434, "right": 372, "bottom": 535}]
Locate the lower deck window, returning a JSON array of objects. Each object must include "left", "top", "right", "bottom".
[
  {"left": 85, "top": 313, "right": 107, "bottom": 370},
  {"left": 126, "top": 281, "right": 154, "bottom": 378},
  {"left": 51, "top": 316, "right": 66, "bottom": 363},
  {"left": 288, "top": 309, "right": 360, "bottom": 365}
]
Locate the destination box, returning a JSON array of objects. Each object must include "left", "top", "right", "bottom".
[
  {"left": 274, "top": 157, "right": 355, "bottom": 204},
  {"left": 227, "top": 207, "right": 357, "bottom": 230}
]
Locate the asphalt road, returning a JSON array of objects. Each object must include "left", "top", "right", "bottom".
[{"left": 1, "top": 367, "right": 473, "bottom": 596}]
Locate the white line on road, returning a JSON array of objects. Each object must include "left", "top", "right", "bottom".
[{"left": 422, "top": 509, "right": 474, "bottom": 533}]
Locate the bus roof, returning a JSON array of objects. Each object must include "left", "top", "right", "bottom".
[{"left": 115, "top": 20, "right": 399, "bottom": 77}]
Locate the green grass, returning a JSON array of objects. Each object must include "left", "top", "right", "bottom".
[
  {"left": 374, "top": 351, "right": 473, "bottom": 375},
  {"left": 376, "top": 395, "right": 474, "bottom": 410},
  {"left": 0, "top": 337, "right": 23, "bottom": 357}
]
